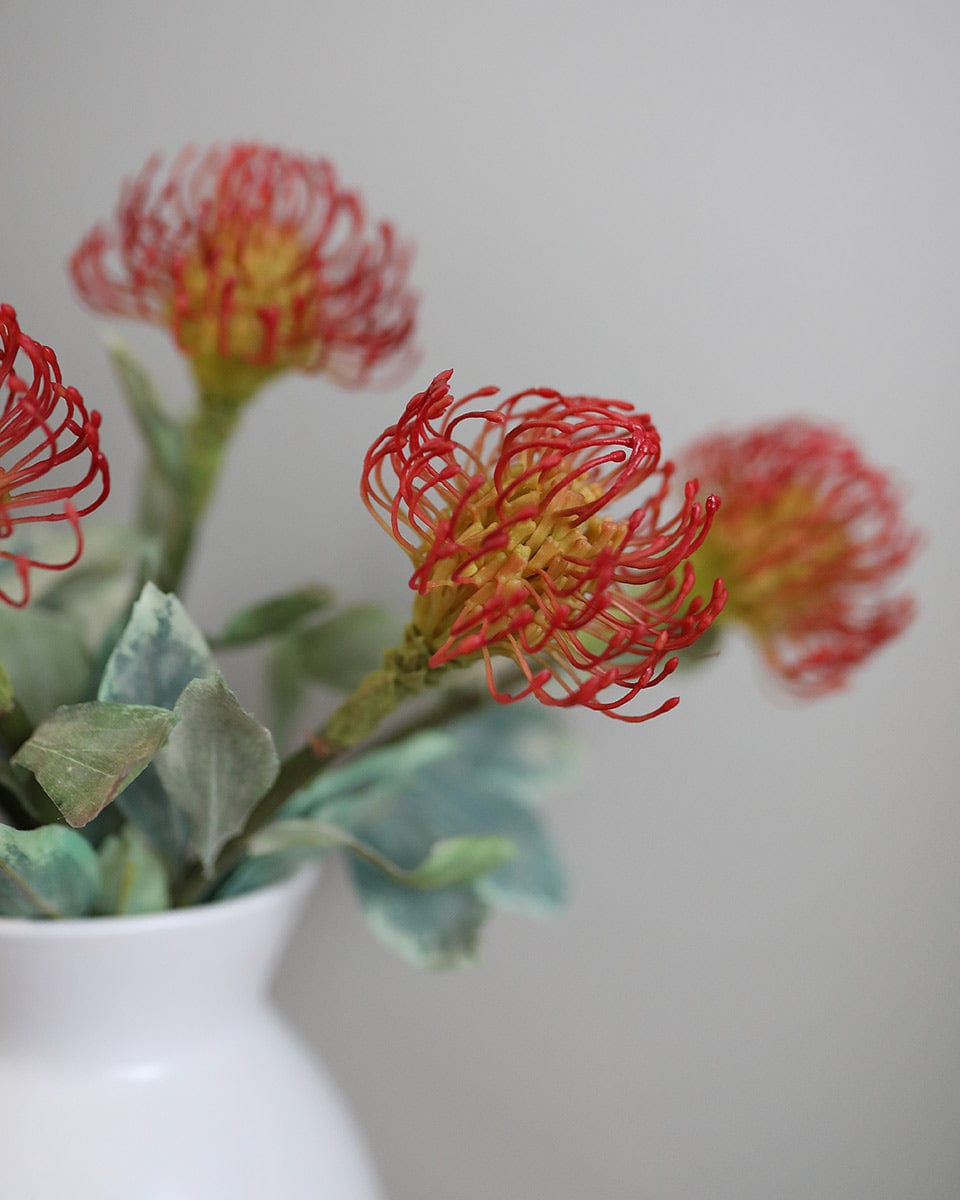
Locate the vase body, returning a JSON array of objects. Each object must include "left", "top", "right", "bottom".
[{"left": 0, "top": 869, "right": 382, "bottom": 1200}]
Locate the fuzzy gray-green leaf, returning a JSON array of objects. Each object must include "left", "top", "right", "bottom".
[
  {"left": 154, "top": 674, "right": 279, "bottom": 874},
  {"left": 98, "top": 582, "right": 215, "bottom": 859},
  {"left": 95, "top": 826, "right": 170, "bottom": 915},
  {"left": 350, "top": 862, "right": 489, "bottom": 969},
  {"left": 252, "top": 819, "right": 515, "bottom": 889},
  {"left": 12, "top": 702, "right": 177, "bottom": 828},
  {"left": 288, "top": 703, "right": 572, "bottom": 918},
  {"left": 0, "top": 662, "right": 13, "bottom": 716},
  {"left": 106, "top": 336, "right": 186, "bottom": 484},
  {"left": 292, "top": 605, "right": 403, "bottom": 691},
  {"left": 0, "top": 824, "right": 100, "bottom": 918},
  {"left": 0, "top": 606, "right": 91, "bottom": 724},
  {"left": 213, "top": 585, "right": 334, "bottom": 648},
  {"left": 98, "top": 582, "right": 215, "bottom": 709}
]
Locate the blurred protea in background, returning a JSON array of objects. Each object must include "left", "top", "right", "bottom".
[
  {"left": 680, "top": 418, "right": 919, "bottom": 696},
  {"left": 70, "top": 142, "right": 418, "bottom": 403}
]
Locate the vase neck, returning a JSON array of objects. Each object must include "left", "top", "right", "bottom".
[{"left": 0, "top": 870, "right": 317, "bottom": 1060}]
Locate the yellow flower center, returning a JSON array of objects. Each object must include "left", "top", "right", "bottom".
[
  {"left": 174, "top": 219, "right": 322, "bottom": 401},
  {"left": 412, "top": 461, "right": 628, "bottom": 658},
  {"left": 692, "top": 483, "right": 849, "bottom": 637}
]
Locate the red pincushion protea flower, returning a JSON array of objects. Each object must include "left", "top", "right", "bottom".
[
  {"left": 0, "top": 305, "right": 110, "bottom": 607},
  {"left": 70, "top": 144, "right": 417, "bottom": 401},
  {"left": 680, "top": 419, "right": 919, "bottom": 697},
  {"left": 362, "top": 370, "right": 726, "bottom": 721}
]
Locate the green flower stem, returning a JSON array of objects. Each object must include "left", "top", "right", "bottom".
[
  {"left": 171, "top": 636, "right": 480, "bottom": 909},
  {"left": 153, "top": 393, "right": 246, "bottom": 593}
]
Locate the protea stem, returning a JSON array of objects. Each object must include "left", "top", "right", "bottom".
[
  {"left": 170, "top": 636, "right": 472, "bottom": 909},
  {"left": 153, "top": 393, "right": 246, "bottom": 592}
]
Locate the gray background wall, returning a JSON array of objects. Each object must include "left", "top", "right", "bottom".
[{"left": 2, "top": 2, "right": 957, "bottom": 1196}]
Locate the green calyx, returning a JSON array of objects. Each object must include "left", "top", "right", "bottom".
[
  {"left": 323, "top": 624, "right": 448, "bottom": 748},
  {"left": 189, "top": 355, "right": 281, "bottom": 409}
]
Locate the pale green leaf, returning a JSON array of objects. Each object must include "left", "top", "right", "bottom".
[
  {"left": 252, "top": 819, "right": 515, "bottom": 889},
  {"left": 98, "top": 582, "right": 215, "bottom": 860},
  {"left": 0, "top": 606, "right": 91, "bottom": 723},
  {"left": 31, "top": 524, "right": 161, "bottom": 649},
  {"left": 0, "top": 824, "right": 100, "bottom": 918},
  {"left": 350, "top": 863, "right": 489, "bottom": 969},
  {"left": 406, "top": 836, "right": 517, "bottom": 888},
  {"left": 105, "top": 336, "right": 186, "bottom": 484},
  {"left": 291, "top": 605, "right": 402, "bottom": 691},
  {"left": 266, "top": 634, "right": 308, "bottom": 753},
  {"left": 98, "top": 582, "right": 215, "bottom": 709},
  {"left": 212, "top": 848, "right": 314, "bottom": 901},
  {"left": 12, "top": 702, "right": 177, "bottom": 828},
  {"left": 277, "top": 703, "right": 572, "bottom": 966},
  {"left": 95, "top": 826, "right": 170, "bottom": 915},
  {"left": 289, "top": 703, "right": 571, "bottom": 916},
  {"left": 0, "top": 662, "right": 13, "bottom": 716},
  {"left": 213, "top": 585, "right": 334, "bottom": 648},
  {"left": 154, "top": 674, "right": 279, "bottom": 874}
]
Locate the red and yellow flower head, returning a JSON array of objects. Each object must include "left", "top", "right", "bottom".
[
  {"left": 680, "top": 418, "right": 919, "bottom": 696},
  {"left": 70, "top": 143, "right": 417, "bottom": 402},
  {"left": 0, "top": 305, "right": 110, "bottom": 607},
  {"left": 362, "top": 370, "right": 726, "bottom": 721}
]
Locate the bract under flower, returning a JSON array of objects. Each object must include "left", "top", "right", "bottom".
[
  {"left": 681, "top": 418, "right": 919, "bottom": 696},
  {"left": 0, "top": 305, "right": 110, "bottom": 607},
  {"left": 70, "top": 143, "right": 417, "bottom": 401},
  {"left": 363, "top": 370, "right": 725, "bottom": 720}
]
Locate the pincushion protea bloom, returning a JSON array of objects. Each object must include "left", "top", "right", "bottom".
[
  {"left": 361, "top": 370, "right": 726, "bottom": 721},
  {"left": 680, "top": 419, "right": 919, "bottom": 696},
  {"left": 0, "top": 305, "right": 110, "bottom": 607},
  {"left": 70, "top": 143, "right": 417, "bottom": 401}
]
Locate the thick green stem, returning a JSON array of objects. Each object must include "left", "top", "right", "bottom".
[
  {"left": 171, "top": 631, "right": 471, "bottom": 908},
  {"left": 153, "top": 394, "right": 246, "bottom": 593}
]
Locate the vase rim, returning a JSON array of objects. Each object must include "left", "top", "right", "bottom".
[{"left": 0, "top": 863, "right": 320, "bottom": 939}]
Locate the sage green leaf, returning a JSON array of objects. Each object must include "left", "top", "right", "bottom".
[
  {"left": 266, "top": 634, "right": 308, "bottom": 753},
  {"left": 212, "top": 848, "right": 313, "bottom": 901},
  {"left": 213, "top": 585, "right": 334, "bottom": 648},
  {"left": 0, "top": 606, "right": 91, "bottom": 723},
  {"left": 275, "top": 703, "right": 572, "bottom": 966},
  {"left": 282, "top": 730, "right": 453, "bottom": 820},
  {"left": 409, "top": 836, "right": 517, "bottom": 888},
  {"left": 12, "top": 702, "right": 177, "bottom": 828},
  {"left": 98, "top": 582, "right": 215, "bottom": 710},
  {"left": 98, "top": 582, "right": 215, "bottom": 861},
  {"left": 0, "top": 749, "right": 29, "bottom": 809},
  {"left": 31, "top": 525, "right": 160, "bottom": 649},
  {"left": 0, "top": 824, "right": 100, "bottom": 918},
  {"left": 350, "top": 862, "right": 489, "bottom": 969},
  {"left": 95, "top": 826, "right": 170, "bottom": 915},
  {"left": 154, "top": 674, "right": 279, "bottom": 874},
  {"left": 0, "top": 662, "right": 13, "bottom": 715},
  {"left": 292, "top": 604, "right": 403, "bottom": 691},
  {"left": 115, "top": 765, "right": 190, "bottom": 867},
  {"left": 105, "top": 336, "right": 186, "bottom": 484},
  {"left": 289, "top": 703, "right": 571, "bottom": 916},
  {"left": 252, "top": 819, "right": 515, "bottom": 889}
]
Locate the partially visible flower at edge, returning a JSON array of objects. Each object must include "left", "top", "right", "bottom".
[
  {"left": 0, "top": 304, "right": 110, "bottom": 607},
  {"left": 69, "top": 143, "right": 418, "bottom": 403},
  {"left": 359, "top": 369, "right": 726, "bottom": 722},
  {"left": 679, "top": 418, "right": 920, "bottom": 697}
]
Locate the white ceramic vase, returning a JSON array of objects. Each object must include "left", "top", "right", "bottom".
[{"left": 0, "top": 868, "right": 383, "bottom": 1200}]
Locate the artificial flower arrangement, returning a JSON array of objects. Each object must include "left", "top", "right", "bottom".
[{"left": 0, "top": 143, "right": 919, "bottom": 967}]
